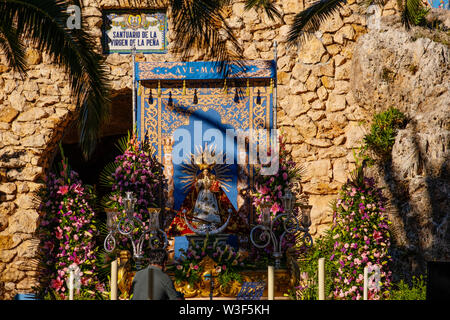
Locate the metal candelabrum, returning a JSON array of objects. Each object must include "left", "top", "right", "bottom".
[
  {"left": 250, "top": 189, "right": 313, "bottom": 269},
  {"left": 104, "top": 191, "right": 168, "bottom": 269}
]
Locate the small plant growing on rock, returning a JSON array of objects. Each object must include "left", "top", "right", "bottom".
[{"left": 363, "top": 107, "right": 407, "bottom": 159}]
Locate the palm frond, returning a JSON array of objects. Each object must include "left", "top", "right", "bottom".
[
  {"left": 99, "top": 161, "right": 118, "bottom": 188},
  {"left": 0, "top": 21, "right": 27, "bottom": 76},
  {"left": 115, "top": 132, "right": 131, "bottom": 154},
  {"left": 360, "top": 0, "right": 388, "bottom": 8},
  {"left": 401, "top": 0, "right": 428, "bottom": 28},
  {"left": 287, "top": 0, "right": 347, "bottom": 46},
  {"left": 170, "top": 0, "right": 244, "bottom": 76},
  {"left": 0, "top": 0, "right": 111, "bottom": 159},
  {"left": 99, "top": 193, "right": 117, "bottom": 212},
  {"left": 244, "top": 0, "right": 282, "bottom": 20}
]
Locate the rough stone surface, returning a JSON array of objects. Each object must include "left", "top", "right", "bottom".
[{"left": 352, "top": 14, "right": 450, "bottom": 276}]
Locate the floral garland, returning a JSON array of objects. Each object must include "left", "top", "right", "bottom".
[
  {"left": 37, "top": 149, "right": 105, "bottom": 299},
  {"left": 330, "top": 170, "right": 392, "bottom": 300}
]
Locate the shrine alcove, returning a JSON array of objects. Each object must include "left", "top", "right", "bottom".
[{"left": 52, "top": 89, "right": 133, "bottom": 200}]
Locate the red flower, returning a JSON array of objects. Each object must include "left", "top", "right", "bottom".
[
  {"left": 372, "top": 230, "right": 383, "bottom": 243},
  {"left": 57, "top": 185, "right": 69, "bottom": 195},
  {"left": 50, "top": 278, "right": 64, "bottom": 291}
]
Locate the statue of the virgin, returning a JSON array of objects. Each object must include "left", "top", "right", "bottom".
[{"left": 192, "top": 165, "right": 221, "bottom": 230}]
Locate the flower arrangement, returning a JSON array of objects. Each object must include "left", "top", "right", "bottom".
[
  {"left": 250, "top": 135, "right": 304, "bottom": 264},
  {"left": 37, "top": 145, "right": 105, "bottom": 299},
  {"left": 100, "top": 133, "right": 164, "bottom": 251},
  {"left": 172, "top": 236, "right": 248, "bottom": 286},
  {"left": 329, "top": 163, "right": 392, "bottom": 300}
]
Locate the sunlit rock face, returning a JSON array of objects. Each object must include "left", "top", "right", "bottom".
[{"left": 352, "top": 13, "right": 450, "bottom": 276}]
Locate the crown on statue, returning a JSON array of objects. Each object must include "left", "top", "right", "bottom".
[{"left": 197, "top": 162, "right": 215, "bottom": 171}]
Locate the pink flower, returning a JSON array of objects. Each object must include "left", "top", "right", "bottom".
[
  {"left": 55, "top": 227, "right": 63, "bottom": 240},
  {"left": 193, "top": 265, "right": 199, "bottom": 270},
  {"left": 282, "top": 172, "right": 288, "bottom": 180},
  {"left": 95, "top": 282, "right": 105, "bottom": 293},
  {"left": 57, "top": 185, "right": 69, "bottom": 195},
  {"left": 270, "top": 202, "right": 282, "bottom": 214},
  {"left": 50, "top": 278, "right": 64, "bottom": 291},
  {"left": 259, "top": 185, "right": 270, "bottom": 195}
]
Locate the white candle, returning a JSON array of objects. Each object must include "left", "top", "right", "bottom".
[
  {"left": 363, "top": 266, "right": 369, "bottom": 300},
  {"left": 268, "top": 266, "right": 274, "bottom": 300},
  {"left": 318, "top": 258, "right": 325, "bottom": 300},
  {"left": 69, "top": 270, "right": 74, "bottom": 300},
  {"left": 111, "top": 258, "right": 118, "bottom": 300}
]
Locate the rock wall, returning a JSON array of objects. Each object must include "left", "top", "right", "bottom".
[
  {"left": 352, "top": 13, "right": 450, "bottom": 276},
  {"left": 0, "top": 0, "right": 411, "bottom": 299}
]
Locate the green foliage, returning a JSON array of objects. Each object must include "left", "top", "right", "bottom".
[
  {"left": 217, "top": 270, "right": 243, "bottom": 287},
  {"left": 292, "top": 230, "right": 336, "bottom": 300},
  {"left": 388, "top": 275, "right": 426, "bottom": 300},
  {"left": 401, "top": 0, "right": 430, "bottom": 28},
  {"left": 411, "top": 7, "right": 430, "bottom": 26},
  {"left": 363, "top": 107, "right": 407, "bottom": 159}
]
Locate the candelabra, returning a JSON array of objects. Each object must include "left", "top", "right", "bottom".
[
  {"left": 250, "top": 189, "right": 313, "bottom": 269},
  {"left": 104, "top": 191, "right": 168, "bottom": 269}
]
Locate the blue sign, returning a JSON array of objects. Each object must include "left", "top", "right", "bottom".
[{"left": 136, "top": 60, "right": 276, "bottom": 80}]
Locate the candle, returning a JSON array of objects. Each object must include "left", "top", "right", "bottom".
[
  {"left": 111, "top": 258, "right": 118, "bottom": 300},
  {"left": 363, "top": 266, "right": 369, "bottom": 300},
  {"left": 318, "top": 258, "right": 325, "bottom": 300},
  {"left": 268, "top": 266, "right": 274, "bottom": 300},
  {"left": 69, "top": 270, "right": 74, "bottom": 300}
]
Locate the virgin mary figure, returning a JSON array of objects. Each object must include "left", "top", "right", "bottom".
[{"left": 192, "top": 165, "right": 221, "bottom": 229}]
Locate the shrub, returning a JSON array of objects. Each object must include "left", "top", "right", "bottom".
[
  {"left": 329, "top": 164, "right": 392, "bottom": 300},
  {"left": 363, "top": 107, "right": 406, "bottom": 159},
  {"left": 388, "top": 275, "right": 426, "bottom": 300}
]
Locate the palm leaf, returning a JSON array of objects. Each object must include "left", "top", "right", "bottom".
[
  {"left": 287, "top": 0, "right": 347, "bottom": 46},
  {"left": 244, "top": 0, "right": 282, "bottom": 20},
  {"left": 99, "top": 161, "right": 118, "bottom": 188},
  {"left": 401, "top": 0, "right": 427, "bottom": 28},
  {"left": 170, "top": 0, "right": 245, "bottom": 76},
  {"left": 0, "top": 21, "right": 27, "bottom": 76},
  {"left": 0, "top": 0, "right": 111, "bottom": 159},
  {"left": 115, "top": 132, "right": 131, "bottom": 154}
]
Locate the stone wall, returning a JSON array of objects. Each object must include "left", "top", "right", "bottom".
[{"left": 0, "top": 0, "right": 407, "bottom": 299}]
